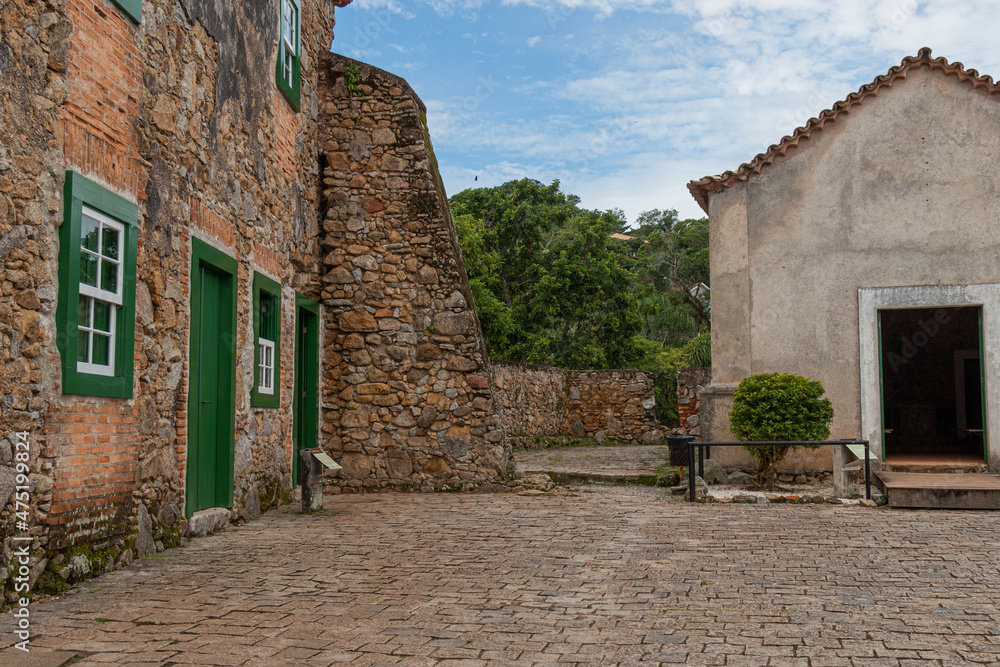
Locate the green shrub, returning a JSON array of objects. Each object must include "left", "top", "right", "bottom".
[
  {"left": 682, "top": 330, "right": 711, "bottom": 368},
  {"left": 729, "top": 373, "right": 834, "bottom": 485}
]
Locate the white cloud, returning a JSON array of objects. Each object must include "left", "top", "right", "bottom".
[
  {"left": 352, "top": 0, "right": 488, "bottom": 14},
  {"left": 362, "top": 0, "right": 1000, "bottom": 218}
]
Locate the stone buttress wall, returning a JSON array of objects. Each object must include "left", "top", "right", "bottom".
[
  {"left": 492, "top": 362, "right": 663, "bottom": 448},
  {"left": 316, "top": 55, "right": 512, "bottom": 491}
]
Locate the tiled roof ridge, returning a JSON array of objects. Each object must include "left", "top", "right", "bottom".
[{"left": 687, "top": 48, "right": 999, "bottom": 212}]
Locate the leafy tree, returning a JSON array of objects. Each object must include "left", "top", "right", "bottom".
[
  {"left": 451, "top": 179, "right": 643, "bottom": 370},
  {"left": 452, "top": 213, "right": 515, "bottom": 353},
  {"left": 450, "top": 181, "right": 712, "bottom": 427},
  {"left": 516, "top": 210, "right": 643, "bottom": 369},
  {"left": 729, "top": 373, "right": 834, "bottom": 485},
  {"left": 451, "top": 179, "right": 573, "bottom": 312},
  {"left": 632, "top": 208, "right": 679, "bottom": 235}
]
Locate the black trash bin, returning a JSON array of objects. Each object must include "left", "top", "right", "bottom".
[{"left": 666, "top": 435, "right": 695, "bottom": 467}]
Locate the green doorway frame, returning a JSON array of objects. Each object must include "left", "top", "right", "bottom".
[
  {"left": 978, "top": 307, "right": 989, "bottom": 463},
  {"left": 186, "top": 238, "right": 238, "bottom": 517},
  {"left": 876, "top": 305, "right": 988, "bottom": 463},
  {"left": 292, "top": 293, "right": 320, "bottom": 484}
]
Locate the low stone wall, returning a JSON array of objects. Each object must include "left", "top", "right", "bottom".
[
  {"left": 677, "top": 367, "right": 711, "bottom": 436},
  {"left": 492, "top": 362, "right": 663, "bottom": 448}
]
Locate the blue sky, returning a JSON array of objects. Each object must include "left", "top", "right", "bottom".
[{"left": 332, "top": 0, "right": 999, "bottom": 224}]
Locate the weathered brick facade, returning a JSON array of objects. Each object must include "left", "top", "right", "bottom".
[
  {"left": 676, "top": 367, "right": 710, "bottom": 437},
  {"left": 0, "top": 0, "right": 515, "bottom": 596}
]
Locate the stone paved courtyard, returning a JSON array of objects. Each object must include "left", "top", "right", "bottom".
[{"left": 4, "top": 487, "right": 1000, "bottom": 666}]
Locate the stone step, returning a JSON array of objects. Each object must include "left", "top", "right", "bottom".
[
  {"left": 874, "top": 471, "right": 1000, "bottom": 509},
  {"left": 882, "top": 462, "right": 988, "bottom": 474},
  {"left": 188, "top": 507, "right": 232, "bottom": 537}
]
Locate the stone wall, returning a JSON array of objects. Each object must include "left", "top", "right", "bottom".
[
  {"left": 491, "top": 364, "right": 568, "bottom": 447},
  {"left": 676, "top": 367, "right": 710, "bottom": 437},
  {"left": 492, "top": 362, "right": 663, "bottom": 448},
  {"left": 315, "top": 55, "right": 512, "bottom": 492}
]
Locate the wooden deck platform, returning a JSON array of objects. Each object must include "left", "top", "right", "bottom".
[{"left": 874, "top": 471, "right": 1000, "bottom": 509}]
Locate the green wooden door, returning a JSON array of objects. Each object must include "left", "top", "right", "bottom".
[
  {"left": 292, "top": 295, "right": 319, "bottom": 484},
  {"left": 187, "top": 240, "right": 237, "bottom": 517},
  {"left": 195, "top": 265, "right": 223, "bottom": 509}
]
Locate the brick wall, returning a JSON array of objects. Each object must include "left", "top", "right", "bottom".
[
  {"left": 29, "top": 0, "right": 146, "bottom": 553},
  {"left": 62, "top": 0, "right": 143, "bottom": 198},
  {"left": 492, "top": 362, "right": 664, "bottom": 448},
  {"left": 41, "top": 401, "right": 139, "bottom": 548},
  {"left": 676, "top": 367, "right": 710, "bottom": 437}
]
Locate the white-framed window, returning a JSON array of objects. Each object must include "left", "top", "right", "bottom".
[
  {"left": 257, "top": 291, "right": 277, "bottom": 396},
  {"left": 281, "top": 0, "right": 297, "bottom": 83},
  {"left": 258, "top": 338, "right": 275, "bottom": 394},
  {"left": 77, "top": 207, "right": 124, "bottom": 377},
  {"left": 276, "top": 0, "right": 301, "bottom": 110}
]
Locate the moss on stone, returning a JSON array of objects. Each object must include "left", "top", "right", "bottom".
[
  {"left": 35, "top": 569, "right": 70, "bottom": 596},
  {"left": 258, "top": 478, "right": 291, "bottom": 513}
]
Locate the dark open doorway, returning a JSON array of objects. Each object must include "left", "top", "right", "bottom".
[{"left": 879, "top": 306, "right": 986, "bottom": 465}]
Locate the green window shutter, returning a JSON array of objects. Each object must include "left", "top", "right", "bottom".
[
  {"left": 251, "top": 272, "right": 282, "bottom": 408},
  {"left": 111, "top": 0, "right": 142, "bottom": 24},
  {"left": 58, "top": 171, "right": 139, "bottom": 399},
  {"left": 275, "top": 0, "right": 301, "bottom": 111}
]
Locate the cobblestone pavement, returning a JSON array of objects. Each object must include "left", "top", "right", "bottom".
[{"left": 6, "top": 487, "right": 1000, "bottom": 666}]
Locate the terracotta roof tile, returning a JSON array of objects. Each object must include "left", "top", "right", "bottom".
[{"left": 687, "top": 48, "right": 1000, "bottom": 213}]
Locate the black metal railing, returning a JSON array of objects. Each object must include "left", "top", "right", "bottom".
[{"left": 669, "top": 437, "right": 872, "bottom": 502}]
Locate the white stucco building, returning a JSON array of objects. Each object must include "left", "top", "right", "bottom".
[{"left": 688, "top": 49, "right": 1000, "bottom": 492}]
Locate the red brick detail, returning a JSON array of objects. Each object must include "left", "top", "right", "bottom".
[
  {"left": 190, "top": 198, "right": 237, "bottom": 250},
  {"left": 63, "top": 0, "right": 142, "bottom": 197},
  {"left": 360, "top": 196, "right": 384, "bottom": 213},
  {"left": 253, "top": 240, "right": 282, "bottom": 280},
  {"left": 61, "top": 117, "right": 142, "bottom": 198},
  {"left": 42, "top": 399, "right": 140, "bottom": 548}
]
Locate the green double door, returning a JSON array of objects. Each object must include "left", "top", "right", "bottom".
[{"left": 187, "top": 242, "right": 237, "bottom": 516}]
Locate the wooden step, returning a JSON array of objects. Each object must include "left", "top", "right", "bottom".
[
  {"left": 874, "top": 471, "right": 1000, "bottom": 509},
  {"left": 882, "top": 462, "right": 988, "bottom": 474}
]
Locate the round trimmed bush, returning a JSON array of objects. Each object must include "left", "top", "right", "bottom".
[{"left": 729, "top": 372, "right": 834, "bottom": 484}]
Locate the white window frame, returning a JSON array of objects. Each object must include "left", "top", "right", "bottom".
[
  {"left": 77, "top": 207, "right": 124, "bottom": 377},
  {"left": 258, "top": 337, "right": 275, "bottom": 395},
  {"left": 280, "top": 0, "right": 298, "bottom": 83}
]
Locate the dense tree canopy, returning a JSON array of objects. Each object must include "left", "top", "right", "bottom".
[{"left": 450, "top": 178, "right": 711, "bottom": 424}]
